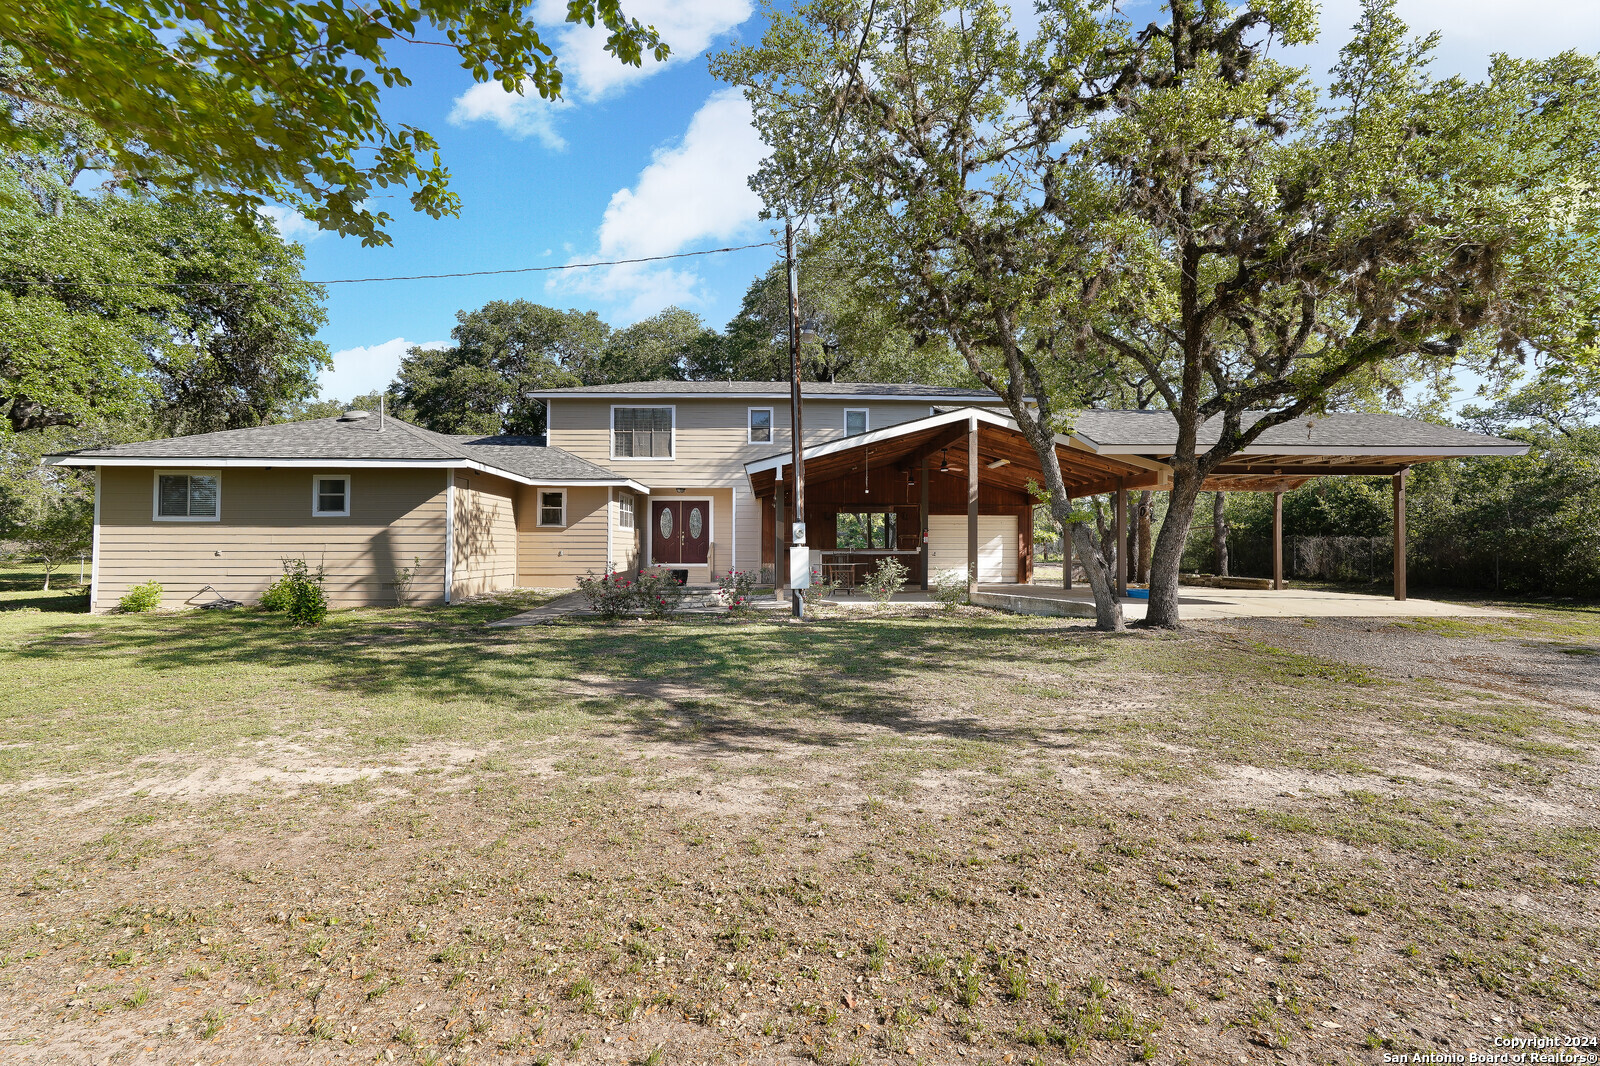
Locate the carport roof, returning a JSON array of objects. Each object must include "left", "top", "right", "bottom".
[{"left": 743, "top": 407, "right": 1170, "bottom": 499}]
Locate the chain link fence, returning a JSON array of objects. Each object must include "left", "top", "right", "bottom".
[{"left": 1185, "top": 534, "right": 1394, "bottom": 585}]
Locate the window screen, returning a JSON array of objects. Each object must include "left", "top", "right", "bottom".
[
  {"left": 612, "top": 407, "right": 674, "bottom": 457},
  {"left": 157, "top": 473, "right": 219, "bottom": 518},
  {"left": 749, "top": 408, "right": 772, "bottom": 443},
  {"left": 844, "top": 409, "right": 868, "bottom": 436},
  {"left": 539, "top": 491, "right": 565, "bottom": 526},
  {"left": 314, "top": 477, "right": 348, "bottom": 515}
]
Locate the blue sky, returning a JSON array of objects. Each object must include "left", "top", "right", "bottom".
[{"left": 298, "top": 0, "right": 1600, "bottom": 402}]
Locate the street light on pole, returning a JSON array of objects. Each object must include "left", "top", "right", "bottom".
[{"left": 785, "top": 219, "right": 808, "bottom": 620}]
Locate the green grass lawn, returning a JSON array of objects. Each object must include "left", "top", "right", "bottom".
[{"left": 0, "top": 574, "right": 1596, "bottom": 1063}]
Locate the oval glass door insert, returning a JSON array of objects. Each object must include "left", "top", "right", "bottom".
[
  {"left": 658, "top": 507, "right": 673, "bottom": 539},
  {"left": 688, "top": 506, "right": 704, "bottom": 538}
]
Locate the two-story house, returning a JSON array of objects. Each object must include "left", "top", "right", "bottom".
[{"left": 47, "top": 380, "right": 1524, "bottom": 611}]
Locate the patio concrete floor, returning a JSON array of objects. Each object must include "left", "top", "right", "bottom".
[{"left": 965, "top": 583, "right": 1516, "bottom": 621}]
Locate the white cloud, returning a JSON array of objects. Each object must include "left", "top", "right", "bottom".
[
  {"left": 449, "top": 0, "right": 752, "bottom": 144},
  {"left": 557, "top": 0, "right": 754, "bottom": 100},
  {"left": 318, "top": 338, "right": 447, "bottom": 401},
  {"left": 553, "top": 88, "right": 768, "bottom": 321},
  {"left": 448, "top": 82, "right": 571, "bottom": 149},
  {"left": 599, "top": 89, "right": 766, "bottom": 257},
  {"left": 258, "top": 206, "right": 322, "bottom": 243}
]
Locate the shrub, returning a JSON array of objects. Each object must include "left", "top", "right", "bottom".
[
  {"left": 258, "top": 576, "right": 292, "bottom": 611},
  {"left": 393, "top": 556, "right": 421, "bottom": 606},
  {"left": 274, "top": 558, "right": 328, "bottom": 626},
  {"left": 636, "top": 566, "right": 684, "bottom": 619},
  {"left": 862, "top": 557, "right": 909, "bottom": 604},
  {"left": 576, "top": 569, "right": 636, "bottom": 620},
  {"left": 717, "top": 569, "right": 759, "bottom": 610},
  {"left": 930, "top": 566, "right": 972, "bottom": 611},
  {"left": 802, "top": 567, "right": 839, "bottom": 607},
  {"left": 118, "top": 581, "right": 162, "bottom": 613}
]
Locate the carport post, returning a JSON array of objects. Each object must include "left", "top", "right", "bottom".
[
  {"left": 773, "top": 483, "right": 785, "bottom": 602},
  {"left": 919, "top": 455, "right": 930, "bottom": 590},
  {"left": 967, "top": 414, "right": 979, "bottom": 596},
  {"left": 1114, "top": 481, "right": 1127, "bottom": 597},
  {"left": 1272, "top": 491, "right": 1285, "bottom": 590},
  {"left": 1062, "top": 498, "right": 1072, "bottom": 590},
  {"left": 1393, "top": 468, "right": 1408, "bottom": 601}
]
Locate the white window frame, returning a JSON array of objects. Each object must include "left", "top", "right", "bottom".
[
  {"left": 537, "top": 488, "right": 567, "bottom": 528},
  {"left": 609, "top": 404, "right": 676, "bottom": 461},
  {"left": 747, "top": 406, "right": 774, "bottom": 445},
  {"left": 618, "top": 492, "right": 635, "bottom": 529},
  {"left": 311, "top": 474, "right": 351, "bottom": 517},
  {"left": 152, "top": 469, "right": 222, "bottom": 522},
  {"left": 844, "top": 408, "right": 870, "bottom": 436}
]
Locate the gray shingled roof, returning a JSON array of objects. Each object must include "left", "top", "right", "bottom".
[
  {"left": 47, "top": 417, "right": 631, "bottom": 482},
  {"left": 1068, "top": 409, "right": 1523, "bottom": 453},
  {"left": 535, "top": 379, "right": 1003, "bottom": 398}
]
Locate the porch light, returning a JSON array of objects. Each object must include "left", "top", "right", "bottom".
[{"left": 799, "top": 318, "right": 821, "bottom": 344}]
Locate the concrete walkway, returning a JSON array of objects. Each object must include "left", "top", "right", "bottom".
[
  {"left": 972, "top": 583, "right": 1516, "bottom": 621},
  {"left": 486, "top": 591, "right": 588, "bottom": 627}
]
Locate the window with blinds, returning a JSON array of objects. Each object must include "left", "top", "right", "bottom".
[
  {"left": 612, "top": 407, "right": 674, "bottom": 458},
  {"left": 155, "top": 472, "right": 220, "bottom": 520}
]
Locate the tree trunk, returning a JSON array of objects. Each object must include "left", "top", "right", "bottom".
[
  {"left": 41, "top": 567, "right": 50, "bottom": 592},
  {"left": 1144, "top": 469, "right": 1206, "bottom": 628},
  {"left": 1136, "top": 491, "right": 1153, "bottom": 584},
  {"left": 1070, "top": 522, "right": 1123, "bottom": 631},
  {"left": 1212, "top": 492, "right": 1229, "bottom": 577}
]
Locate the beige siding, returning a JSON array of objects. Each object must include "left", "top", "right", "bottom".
[
  {"left": 94, "top": 467, "right": 447, "bottom": 611},
  {"left": 613, "top": 490, "right": 642, "bottom": 573},
  {"left": 517, "top": 485, "right": 610, "bottom": 587},
  {"left": 546, "top": 397, "right": 997, "bottom": 487},
  {"left": 451, "top": 472, "right": 518, "bottom": 599},
  {"left": 731, "top": 484, "right": 763, "bottom": 581}
]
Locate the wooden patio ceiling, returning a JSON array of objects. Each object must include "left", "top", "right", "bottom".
[{"left": 746, "top": 417, "right": 1166, "bottom": 500}]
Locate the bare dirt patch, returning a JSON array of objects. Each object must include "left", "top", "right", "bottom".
[{"left": 0, "top": 606, "right": 1596, "bottom": 1064}]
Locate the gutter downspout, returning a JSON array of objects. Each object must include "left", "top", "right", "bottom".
[{"left": 90, "top": 467, "right": 101, "bottom": 613}]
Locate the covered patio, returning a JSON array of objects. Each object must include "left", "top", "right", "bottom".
[{"left": 743, "top": 408, "right": 1167, "bottom": 595}]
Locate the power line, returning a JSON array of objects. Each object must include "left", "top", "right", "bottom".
[
  {"left": 310, "top": 241, "right": 780, "bottom": 284},
  {"left": 0, "top": 240, "right": 781, "bottom": 290}
]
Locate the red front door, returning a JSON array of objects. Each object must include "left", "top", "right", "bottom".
[{"left": 651, "top": 500, "right": 710, "bottom": 566}]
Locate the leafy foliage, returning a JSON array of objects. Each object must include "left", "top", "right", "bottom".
[
  {"left": 0, "top": 96, "right": 329, "bottom": 435},
  {"left": 0, "top": 3, "right": 667, "bottom": 245},
  {"left": 717, "top": 0, "right": 1599, "bottom": 627},
  {"left": 3, "top": 492, "right": 89, "bottom": 589},
  {"left": 862, "top": 557, "right": 909, "bottom": 605},
  {"left": 117, "top": 580, "right": 161, "bottom": 613},
  {"left": 930, "top": 567, "right": 971, "bottom": 611}
]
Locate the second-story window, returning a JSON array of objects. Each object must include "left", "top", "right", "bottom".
[
  {"left": 844, "top": 408, "right": 869, "bottom": 436},
  {"left": 748, "top": 407, "right": 773, "bottom": 444},
  {"left": 612, "top": 406, "right": 674, "bottom": 458}
]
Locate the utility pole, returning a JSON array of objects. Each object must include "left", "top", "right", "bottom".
[{"left": 785, "top": 220, "right": 807, "bottom": 619}]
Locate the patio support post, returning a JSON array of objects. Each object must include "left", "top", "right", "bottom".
[
  {"left": 1272, "top": 491, "right": 1285, "bottom": 590},
  {"left": 967, "top": 414, "right": 979, "bottom": 595},
  {"left": 773, "top": 483, "right": 785, "bottom": 601},
  {"left": 1393, "top": 468, "right": 1408, "bottom": 601},
  {"left": 920, "top": 455, "right": 930, "bottom": 590},
  {"left": 1114, "top": 481, "right": 1127, "bottom": 597},
  {"left": 1063, "top": 498, "right": 1072, "bottom": 589}
]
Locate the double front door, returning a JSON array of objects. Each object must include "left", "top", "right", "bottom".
[{"left": 651, "top": 499, "right": 709, "bottom": 565}]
